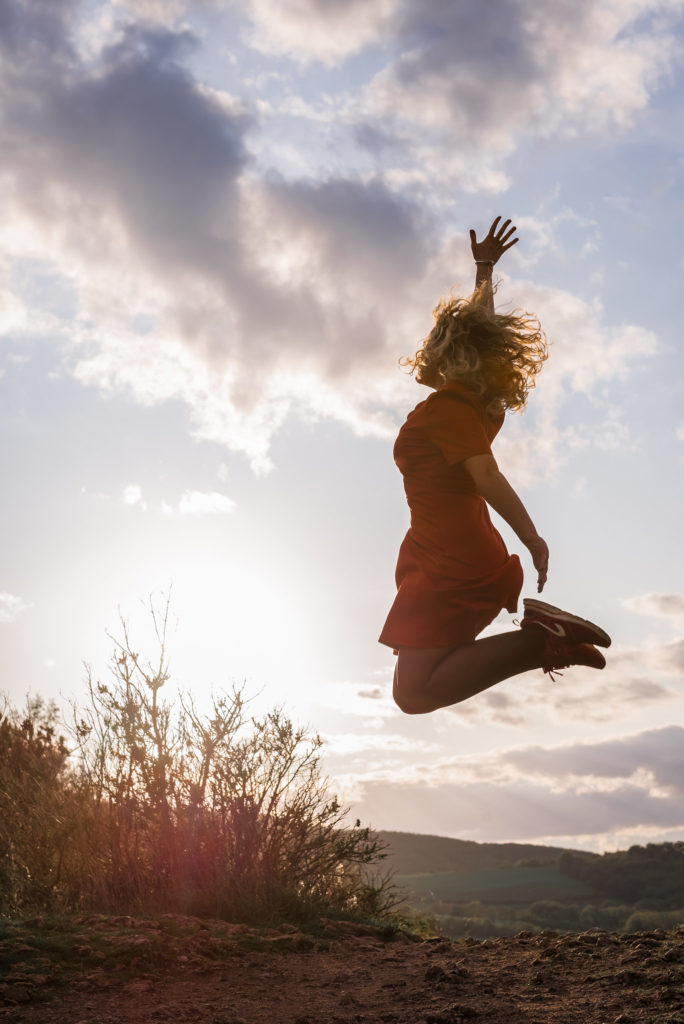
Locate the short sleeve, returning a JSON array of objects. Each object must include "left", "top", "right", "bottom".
[{"left": 420, "top": 392, "right": 492, "bottom": 465}]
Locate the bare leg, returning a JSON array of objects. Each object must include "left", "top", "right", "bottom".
[{"left": 394, "top": 628, "right": 547, "bottom": 714}]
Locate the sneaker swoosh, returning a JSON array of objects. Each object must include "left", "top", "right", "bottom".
[{"left": 545, "top": 622, "right": 567, "bottom": 638}]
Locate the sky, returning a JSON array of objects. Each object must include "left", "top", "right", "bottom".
[{"left": 1, "top": 0, "right": 684, "bottom": 854}]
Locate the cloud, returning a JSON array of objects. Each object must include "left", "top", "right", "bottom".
[
  {"left": 360, "top": 0, "right": 684, "bottom": 189},
  {"left": 240, "top": 0, "right": 398, "bottom": 65},
  {"left": 661, "top": 639, "right": 684, "bottom": 674},
  {"left": 0, "top": 4, "right": 274, "bottom": 464},
  {"left": 232, "top": 0, "right": 684, "bottom": 124},
  {"left": 624, "top": 592, "right": 684, "bottom": 627},
  {"left": 357, "top": 687, "right": 384, "bottom": 700},
  {"left": 113, "top": 0, "right": 399, "bottom": 64},
  {"left": 0, "top": 592, "right": 32, "bottom": 624},
  {"left": 0, "top": 0, "right": 666, "bottom": 473},
  {"left": 0, "top": 1, "right": 429, "bottom": 466},
  {"left": 228, "top": 1, "right": 684, "bottom": 195},
  {"left": 349, "top": 725, "right": 684, "bottom": 844},
  {"left": 353, "top": 776, "right": 684, "bottom": 844},
  {"left": 491, "top": 280, "right": 657, "bottom": 482},
  {"left": 112, "top": 0, "right": 188, "bottom": 19},
  {"left": 162, "top": 490, "right": 235, "bottom": 515},
  {"left": 227, "top": 0, "right": 684, "bottom": 192},
  {"left": 618, "top": 595, "right": 684, "bottom": 675},
  {"left": 504, "top": 725, "right": 684, "bottom": 796},
  {"left": 314, "top": 679, "right": 398, "bottom": 721},
  {"left": 0, "top": 280, "right": 31, "bottom": 336},
  {"left": 322, "top": 732, "right": 418, "bottom": 756},
  {"left": 122, "top": 483, "right": 146, "bottom": 508}
]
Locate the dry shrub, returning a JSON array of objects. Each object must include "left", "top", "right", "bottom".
[
  {"left": 0, "top": 599, "right": 395, "bottom": 923},
  {"left": 0, "top": 696, "right": 87, "bottom": 913}
]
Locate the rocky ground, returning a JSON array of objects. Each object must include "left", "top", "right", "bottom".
[{"left": 1, "top": 914, "right": 683, "bottom": 1023}]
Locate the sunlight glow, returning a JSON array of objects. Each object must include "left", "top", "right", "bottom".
[{"left": 154, "top": 560, "right": 317, "bottom": 714}]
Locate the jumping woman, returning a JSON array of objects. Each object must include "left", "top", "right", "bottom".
[{"left": 380, "top": 217, "right": 611, "bottom": 716}]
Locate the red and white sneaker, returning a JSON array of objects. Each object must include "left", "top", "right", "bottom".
[{"left": 521, "top": 599, "right": 611, "bottom": 648}]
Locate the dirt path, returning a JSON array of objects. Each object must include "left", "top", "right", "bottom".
[{"left": 2, "top": 917, "right": 683, "bottom": 1023}]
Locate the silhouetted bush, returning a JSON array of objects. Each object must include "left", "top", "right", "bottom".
[
  {"left": 0, "top": 602, "right": 395, "bottom": 923},
  {"left": 0, "top": 696, "right": 87, "bottom": 913}
]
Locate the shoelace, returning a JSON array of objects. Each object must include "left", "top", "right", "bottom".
[
  {"left": 513, "top": 616, "right": 564, "bottom": 680},
  {"left": 544, "top": 664, "right": 564, "bottom": 682}
]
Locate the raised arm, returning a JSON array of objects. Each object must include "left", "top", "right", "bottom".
[{"left": 469, "top": 216, "right": 518, "bottom": 315}]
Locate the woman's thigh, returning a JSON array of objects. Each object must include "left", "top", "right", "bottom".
[{"left": 394, "top": 644, "right": 462, "bottom": 712}]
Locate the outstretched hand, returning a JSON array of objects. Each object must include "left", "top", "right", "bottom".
[{"left": 469, "top": 216, "right": 518, "bottom": 265}]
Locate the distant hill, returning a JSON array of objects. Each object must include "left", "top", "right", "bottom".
[
  {"left": 393, "top": 863, "right": 600, "bottom": 906},
  {"left": 375, "top": 830, "right": 592, "bottom": 876},
  {"left": 373, "top": 832, "right": 684, "bottom": 938}
]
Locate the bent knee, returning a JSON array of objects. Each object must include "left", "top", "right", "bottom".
[
  {"left": 393, "top": 689, "right": 431, "bottom": 715},
  {"left": 393, "top": 648, "right": 444, "bottom": 715},
  {"left": 392, "top": 670, "right": 434, "bottom": 715}
]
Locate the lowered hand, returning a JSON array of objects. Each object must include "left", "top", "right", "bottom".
[{"left": 526, "top": 536, "right": 549, "bottom": 593}]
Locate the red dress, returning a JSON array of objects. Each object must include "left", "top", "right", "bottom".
[{"left": 379, "top": 380, "right": 523, "bottom": 650}]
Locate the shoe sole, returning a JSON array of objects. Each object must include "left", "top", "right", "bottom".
[
  {"left": 523, "top": 599, "right": 612, "bottom": 648},
  {"left": 570, "top": 643, "right": 607, "bottom": 670}
]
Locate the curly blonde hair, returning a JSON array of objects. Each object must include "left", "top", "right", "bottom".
[{"left": 401, "top": 288, "right": 548, "bottom": 414}]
